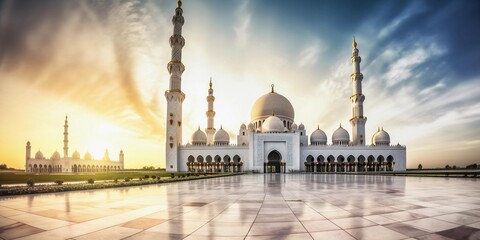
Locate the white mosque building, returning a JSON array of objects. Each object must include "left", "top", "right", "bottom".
[
  {"left": 165, "top": 1, "right": 406, "bottom": 173},
  {"left": 25, "top": 116, "right": 124, "bottom": 173}
]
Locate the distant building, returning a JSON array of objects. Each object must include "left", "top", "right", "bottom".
[
  {"left": 25, "top": 116, "right": 124, "bottom": 173},
  {"left": 164, "top": 1, "right": 406, "bottom": 173}
]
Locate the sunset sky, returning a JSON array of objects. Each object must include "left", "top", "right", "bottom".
[{"left": 1, "top": 0, "right": 479, "bottom": 169}]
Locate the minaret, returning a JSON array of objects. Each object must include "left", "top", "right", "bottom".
[
  {"left": 63, "top": 115, "right": 69, "bottom": 158},
  {"left": 103, "top": 149, "right": 110, "bottom": 161},
  {"left": 26, "top": 141, "right": 31, "bottom": 160},
  {"left": 349, "top": 37, "right": 367, "bottom": 146},
  {"left": 165, "top": 0, "right": 186, "bottom": 172},
  {"left": 119, "top": 150, "right": 124, "bottom": 170},
  {"left": 205, "top": 78, "right": 216, "bottom": 144}
]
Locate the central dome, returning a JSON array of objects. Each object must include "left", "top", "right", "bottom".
[{"left": 251, "top": 87, "right": 295, "bottom": 123}]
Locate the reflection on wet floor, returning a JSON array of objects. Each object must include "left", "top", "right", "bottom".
[{"left": 0, "top": 174, "right": 479, "bottom": 239}]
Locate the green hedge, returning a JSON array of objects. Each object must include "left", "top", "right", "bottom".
[{"left": 0, "top": 173, "right": 244, "bottom": 196}]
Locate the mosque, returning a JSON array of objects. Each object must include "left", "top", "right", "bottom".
[
  {"left": 25, "top": 116, "right": 124, "bottom": 173},
  {"left": 166, "top": 1, "right": 406, "bottom": 173}
]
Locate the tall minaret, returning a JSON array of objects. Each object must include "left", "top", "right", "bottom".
[
  {"left": 26, "top": 141, "right": 31, "bottom": 160},
  {"left": 349, "top": 37, "right": 367, "bottom": 146},
  {"left": 205, "top": 78, "right": 216, "bottom": 144},
  {"left": 165, "top": 0, "right": 186, "bottom": 172},
  {"left": 63, "top": 115, "right": 69, "bottom": 158}
]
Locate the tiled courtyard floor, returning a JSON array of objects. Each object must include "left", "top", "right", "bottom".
[{"left": 1, "top": 174, "right": 480, "bottom": 239}]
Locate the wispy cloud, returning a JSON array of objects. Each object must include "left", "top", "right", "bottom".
[
  {"left": 298, "top": 39, "right": 321, "bottom": 67},
  {"left": 234, "top": 0, "right": 251, "bottom": 47}
]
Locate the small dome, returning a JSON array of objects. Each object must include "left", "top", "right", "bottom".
[
  {"left": 240, "top": 123, "right": 246, "bottom": 130},
  {"left": 214, "top": 126, "right": 230, "bottom": 145},
  {"left": 298, "top": 123, "right": 305, "bottom": 130},
  {"left": 310, "top": 126, "right": 327, "bottom": 145},
  {"left": 51, "top": 151, "right": 61, "bottom": 160},
  {"left": 374, "top": 128, "right": 390, "bottom": 146},
  {"left": 291, "top": 123, "right": 298, "bottom": 130},
  {"left": 84, "top": 152, "right": 93, "bottom": 160},
  {"left": 332, "top": 124, "right": 350, "bottom": 145},
  {"left": 35, "top": 150, "right": 44, "bottom": 159},
  {"left": 191, "top": 127, "right": 207, "bottom": 145},
  {"left": 247, "top": 123, "right": 255, "bottom": 130},
  {"left": 186, "top": 142, "right": 192, "bottom": 147},
  {"left": 261, "top": 115, "right": 285, "bottom": 133},
  {"left": 72, "top": 150, "right": 81, "bottom": 159}
]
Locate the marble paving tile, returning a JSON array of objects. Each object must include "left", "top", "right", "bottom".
[
  {"left": 121, "top": 217, "right": 167, "bottom": 229},
  {"left": 255, "top": 213, "right": 298, "bottom": 222},
  {"left": 384, "top": 222, "right": 430, "bottom": 237},
  {"left": 403, "top": 218, "right": 460, "bottom": 232},
  {"left": 301, "top": 219, "right": 340, "bottom": 232},
  {"left": 248, "top": 221, "right": 307, "bottom": 236},
  {"left": 363, "top": 214, "right": 397, "bottom": 225},
  {"left": 210, "top": 213, "right": 257, "bottom": 223},
  {"left": 72, "top": 226, "right": 141, "bottom": 240},
  {"left": 0, "top": 216, "right": 17, "bottom": 227},
  {"left": 0, "top": 223, "right": 44, "bottom": 239},
  {"left": 345, "top": 225, "right": 408, "bottom": 240},
  {"left": 330, "top": 217, "right": 377, "bottom": 229},
  {"left": 8, "top": 212, "right": 72, "bottom": 230},
  {"left": 189, "top": 221, "right": 252, "bottom": 237},
  {"left": 433, "top": 212, "right": 480, "bottom": 225},
  {"left": 123, "top": 231, "right": 187, "bottom": 240},
  {"left": 145, "top": 220, "right": 207, "bottom": 234},
  {"left": 436, "top": 226, "right": 480, "bottom": 240},
  {"left": 310, "top": 229, "right": 355, "bottom": 240},
  {"left": 381, "top": 211, "right": 428, "bottom": 221}
]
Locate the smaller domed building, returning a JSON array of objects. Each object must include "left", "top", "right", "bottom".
[{"left": 25, "top": 116, "right": 124, "bottom": 173}]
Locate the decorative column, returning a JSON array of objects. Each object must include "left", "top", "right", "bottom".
[
  {"left": 205, "top": 78, "right": 216, "bottom": 144},
  {"left": 165, "top": 0, "right": 186, "bottom": 172},
  {"left": 349, "top": 37, "right": 367, "bottom": 146}
]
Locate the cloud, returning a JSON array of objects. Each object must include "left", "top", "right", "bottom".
[
  {"left": 298, "top": 39, "right": 321, "bottom": 67},
  {"left": 0, "top": 0, "right": 168, "bottom": 140},
  {"left": 234, "top": 0, "right": 251, "bottom": 47}
]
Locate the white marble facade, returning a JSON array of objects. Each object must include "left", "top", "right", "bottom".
[{"left": 165, "top": 1, "right": 406, "bottom": 173}]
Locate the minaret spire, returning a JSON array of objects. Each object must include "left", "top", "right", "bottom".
[
  {"left": 349, "top": 37, "right": 367, "bottom": 146},
  {"left": 205, "top": 78, "right": 216, "bottom": 144},
  {"left": 63, "top": 115, "right": 69, "bottom": 158},
  {"left": 165, "top": 1, "right": 186, "bottom": 172}
]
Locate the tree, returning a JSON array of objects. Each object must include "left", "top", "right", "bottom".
[
  {"left": 445, "top": 165, "right": 451, "bottom": 169},
  {"left": 0, "top": 164, "right": 7, "bottom": 170},
  {"left": 418, "top": 164, "right": 423, "bottom": 170},
  {"left": 452, "top": 165, "right": 457, "bottom": 169}
]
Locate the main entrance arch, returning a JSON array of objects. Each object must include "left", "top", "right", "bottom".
[{"left": 265, "top": 150, "right": 282, "bottom": 173}]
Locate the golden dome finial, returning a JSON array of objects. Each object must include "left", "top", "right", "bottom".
[
  {"left": 177, "top": 0, "right": 182, "bottom": 8},
  {"left": 352, "top": 36, "right": 357, "bottom": 49},
  {"left": 271, "top": 84, "right": 275, "bottom": 93},
  {"left": 209, "top": 77, "right": 212, "bottom": 88}
]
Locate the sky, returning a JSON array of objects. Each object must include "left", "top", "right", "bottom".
[{"left": 0, "top": 0, "right": 479, "bottom": 169}]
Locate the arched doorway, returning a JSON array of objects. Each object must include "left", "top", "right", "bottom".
[
  {"left": 265, "top": 150, "right": 282, "bottom": 173},
  {"left": 305, "top": 155, "right": 314, "bottom": 172},
  {"left": 387, "top": 155, "right": 394, "bottom": 171},
  {"left": 317, "top": 156, "right": 325, "bottom": 172}
]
